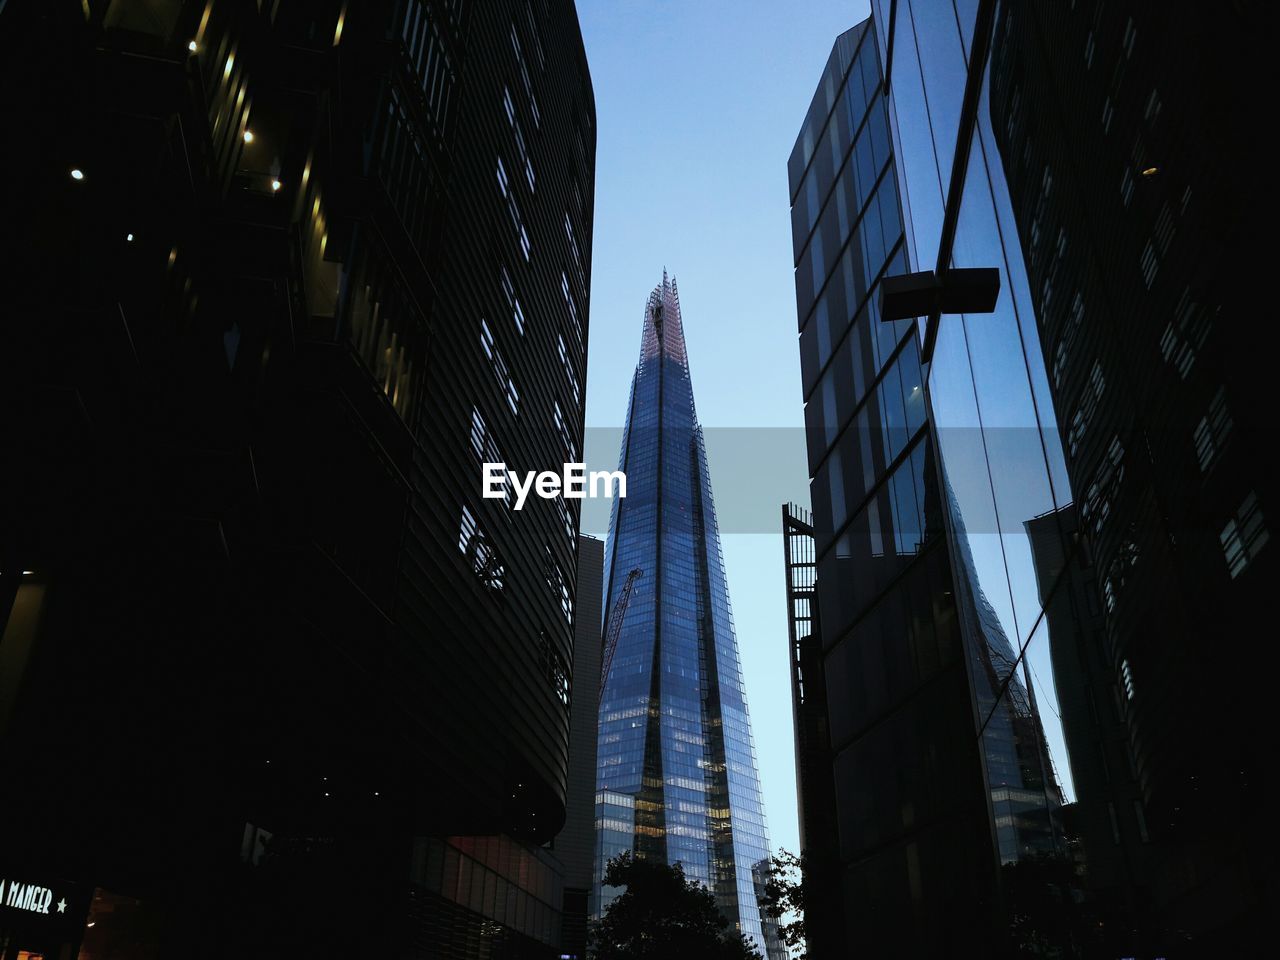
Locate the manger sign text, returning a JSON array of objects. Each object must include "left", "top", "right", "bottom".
[{"left": 483, "top": 462, "right": 627, "bottom": 511}]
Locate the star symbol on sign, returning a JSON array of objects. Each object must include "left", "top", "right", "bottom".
[{"left": 57, "top": 897, "right": 67, "bottom": 913}]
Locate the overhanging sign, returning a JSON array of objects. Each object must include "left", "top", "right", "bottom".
[
  {"left": 1, "top": 878, "right": 67, "bottom": 915},
  {"left": 0, "top": 873, "right": 88, "bottom": 935}
]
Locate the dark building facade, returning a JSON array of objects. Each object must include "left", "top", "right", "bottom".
[
  {"left": 556, "top": 533, "right": 604, "bottom": 960},
  {"left": 990, "top": 1, "right": 1274, "bottom": 950},
  {"left": 1026, "top": 505, "right": 1153, "bottom": 954},
  {"left": 593, "top": 275, "right": 785, "bottom": 960},
  {"left": 780, "top": 504, "right": 844, "bottom": 959},
  {"left": 0, "top": 1, "right": 594, "bottom": 957},
  {"left": 789, "top": 9, "right": 1091, "bottom": 955}
]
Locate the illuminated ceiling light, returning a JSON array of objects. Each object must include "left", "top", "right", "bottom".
[
  {"left": 126, "top": 233, "right": 134, "bottom": 242},
  {"left": 243, "top": 130, "right": 254, "bottom": 144},
  {"left": 188, "top": 40, "right": 198, "bottom": 52},
  {"left": 333, "top": 8, "right": 346, "bottom": 46},
  {"left": 1141, "top": 166, "right": 1160, "bottom": 177},
  {"left": 70, "top": 168, "right": 85, "bottom": 181},
  {"left": 87, "top": 922, "right": 96, "bottom": 928},
  {"left": 22, "top": 570, "right": 35, "bottom": 576},
  {"left": 271, "top": 179, "right": 282, "bottom": 192}
]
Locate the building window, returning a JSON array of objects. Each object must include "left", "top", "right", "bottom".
[
  {"left": 1144, "top": 87, "right": 1162, "bottom": 125},
  {"left": 511, "top": 23, "right": 540, "bottom": 128},
  {"left": 481, "top": 319, "right": 519, "bottom": 414},
  {"left": 1192, "top": 387, "right": 1232, "bottom": 473},
  {"left": 555, "top": 400, "right": 578, "bottom": 462},
  {"left": 1133, "top": 801, "right": 1151, "bottom": 843},
  {"left": 499, "top": 263, "right": 526, "bottom": 335},
  {"left": 503, "top": 85, "right": 535, "bottom": 192},
  {"left": 1159, "top": 286, "right": 1214, "bottom": 379},
  {"left": 1153, "top": 202, "right": 1175, "bottom": 255},
  {"left": 565, "top": 211, "right": 585, "bottom": 292},
  {"left": 558, "top": 334, "right": 581, "bottom": 408},
  {"left": 496, "top": 158, "right": 530, "bottom": 261},
  {"left": 379, "top": 86, "right": 434, "bottom": 252},
  {"left": 1120, "top": 165, "right": 1135, "bottom": 206},
  {"left": 1139, "top": 241, "right": 1159, "bottom": 289},
  {"left": 1220, "top": 491, "right": 1269, "bottom": 579},
  {"left": 459, "top": 505, "right": 504, "bottom": 590},
  {"left": 1053, "top": 293, "right": 1085, "bottom": 388},
  {"left": 401, "top": 0, "right": 453, "bottom": 133},
  {"left": 539, "top": 630, "right": 570, "bottom": 707},
  {"left": 471, "top": 406, "right": 513, "bottom": 508},
  {"left": 554, "top": 495, "right": 574, "bottom": 542},
  {"left": 524, "top": 3, "right": 545, "bottom": 71},
  {"left": 1068, "top": 361, "right": 1106, "bottom": 456},
  {"left": 562, "top": 270, "right": 583, "bottom": 347},
  {"left": 546, "top": 546, "right": 573, "bottom": 624},
  {"left": 1082, "top": 436, "right": 1125, "bottom": 538},
  {"left": 1122, "top": 17, "right": 1137, "bottom": 58},
  {"left": 1120, "top": 659, "right": 1136, "bottom": 700}
]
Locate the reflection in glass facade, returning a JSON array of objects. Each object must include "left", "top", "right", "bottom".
[
  {"left": 790, "top": 9, "right": 1083, "bottom": 954},
  {"left": 594, "top": 276, "right": 784, "bottom": 960}
]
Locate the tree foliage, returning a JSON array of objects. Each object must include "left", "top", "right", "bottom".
[
  {"left": 590, "top": 853, "right": 763, "bottom": 960},
  {"left": 758, "top": 848, "right": 808, "bottom": 959}
]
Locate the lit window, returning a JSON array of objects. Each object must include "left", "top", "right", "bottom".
[
  {"left": 459, "top": 505, "right": 504, "bottom": 590},
  {"left": 1192, "top": 387, "right": 1232, "bottom": 473},
  {"left": 562, "top": 271, "right": 583, "bottom": 346},
  {"left": 564, "top": 212, "right": 584, "bottom": 289},
  {"left": 1068, "top": 361, "right": 1105, "bottom": 456},
  {"left": 471, "top": 406, "right": 512, "bottom": 508},
  {"left": 1120, "top": 659, "right": 1135, "bottom": 700},
  {"left": 500, "top": 264, "right": 525, "bottom": 335},
  {"left": 1082, "top": 436, "right": 1125, "bottom": 537},
  {"left": 555, "top": 495, "right": 574, "bottom": 542},
  {"left": 558, "top": 334, "right": 581, "bottom": 407},
  {"left": 1052, "top": 293, "right": 1084, "bottom": 388},
  {"left": 503, "top": 85, "right": 535, "bottom": 192},
  {"left": 546, "top": 546, "right": 573, "bottom": 624},
  {"left": 481, "top": 319, "right": 519, "bottom": 414},
  {"left": 1220, "top": 492, "right": 1269, "bottom": 579},
  {"left": 1159, "top": 286, "right": 1214, "bottom": 379},
  {"left": 555, "top": 400, "right": 577, "bottom": 462}
]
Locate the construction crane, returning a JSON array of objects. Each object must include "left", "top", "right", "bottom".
[{"left": 600, "top": 568, "right": 643, "bottom": 696}]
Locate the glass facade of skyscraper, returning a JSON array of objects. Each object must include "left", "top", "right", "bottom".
[
  {"left": 594, "top": 276, "right": 784, "bottom": 960},
  {"left": 790, "top": 8, "right": 1083, "bottom": 953}
]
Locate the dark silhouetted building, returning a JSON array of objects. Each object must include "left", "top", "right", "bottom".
[
  {"left": 0, "top": 1, "right": 594, "bottom": 957},
  {"left": 789, "top": 11, "right": 1085, "bottom": 955},
  {"left": 990, "top": 1, "right": 1274, "bottom": 951},
  {"left": 781, "top": 503, "right": 844, "bottom": 959},
  {"left": 594, "top": 275, "right": 785, "bottom": 960},
  {"left": 557, "top": 533, "right": 604, "bottom": 960}
]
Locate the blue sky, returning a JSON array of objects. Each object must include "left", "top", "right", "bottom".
[{"left": 577, "top": 0, "right": 874, "bottom": 860}]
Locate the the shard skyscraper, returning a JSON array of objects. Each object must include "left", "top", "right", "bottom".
[{"left": 594, "top": 274, "right": 785, "bottom": 959}]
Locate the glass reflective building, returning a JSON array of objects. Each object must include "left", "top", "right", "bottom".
[
  {"left": 594, "top": 275, "right": 785, "bottom": 960},
  {"left": 789, "top": 9, "right": 1086, "bottom": 955}
]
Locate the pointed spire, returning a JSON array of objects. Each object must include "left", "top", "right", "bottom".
[{"left": 640, "top": 270, "right": 688, "bottom": 365}]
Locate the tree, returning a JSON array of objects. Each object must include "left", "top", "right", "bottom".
[
  {"left": 590, "top": 853, "right": 763, "bottom": 960},
  {"left": 759, "top": 848, "right": 808, "bottom": 960}
]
